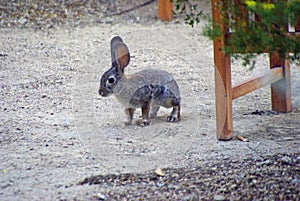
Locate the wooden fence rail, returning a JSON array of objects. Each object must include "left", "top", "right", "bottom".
[
  {"left": 157, "top": 0, "right": 298, "bottom": 140},
  {"left": 211, "top": 0, "right": 298, "bottom": 140}
]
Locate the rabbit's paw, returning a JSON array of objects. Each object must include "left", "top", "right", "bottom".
[
  {"left": 167, "top": 115, "right": 179, "bottom": 122},
  {"left": 135, "top": 119, "right": 150, "bottom": 127}
]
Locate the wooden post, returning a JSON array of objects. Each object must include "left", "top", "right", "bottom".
[
  {"left": 270, "top": 52, "right": 292, "bottom": 112},
  {"left": 158, "top": 0, "right": 173, "bottom": 21},
  {"left": 270, "top": 12, "right": 292, "bottom": 113},
  {"left": 212, "top": 0, "right": 233, "bottom": 140}
]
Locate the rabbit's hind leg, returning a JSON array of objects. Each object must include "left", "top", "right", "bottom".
[{"left": 167, "top": 104, "right": 181, "bottom": 122}]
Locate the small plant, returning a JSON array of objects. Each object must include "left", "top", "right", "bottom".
[
  {"left": 173, "top": 0, "right": 300, "bottom": 68},
  {"left": 171, "top": 0, "right": 204, "bottom": 27}
]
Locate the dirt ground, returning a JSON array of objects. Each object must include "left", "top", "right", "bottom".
[{"left": 1, "top": 1, "right": 299, "bottom": 200}]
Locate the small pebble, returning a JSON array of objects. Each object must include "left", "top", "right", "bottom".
[
  {"left": 214, "top": 194, "right": 225, "bottom": 201},
  {"left": 296, "top": 156, "right": 300, "bottom": 164},
  {"left": 281, "top": 156, "right": 292, "bottom": 165},
  {"left": 97, "top": 193, "right": 106, "bottom": 200},
  {"left": 262, "top": 159, "right": 272, "bottom": 166},
  {"left": 156, "top": 183, "right": 164, "bottom": 187},
  {"left": 155, "top": 168, "right": 165, "bottom": 177},
  {"left": 292, "top": 178, "right": 299, "bottom": 185}
]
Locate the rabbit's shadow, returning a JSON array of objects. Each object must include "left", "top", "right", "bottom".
[{"left": 145, "top": 114, "right": 189, "bottom": 126}]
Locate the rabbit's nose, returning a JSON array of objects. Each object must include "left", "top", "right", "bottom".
[{"left": 99, "top": 89, "right": 104, "bottom": 96}]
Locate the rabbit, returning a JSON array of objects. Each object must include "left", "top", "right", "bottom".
[{"left": 98, "top": 36, "right": 181, "bottom": 126}]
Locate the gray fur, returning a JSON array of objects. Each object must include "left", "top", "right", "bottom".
[{"left": 99, "top": 36, "right": 181, "bottom": 126}]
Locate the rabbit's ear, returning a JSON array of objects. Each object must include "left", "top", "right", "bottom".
[
  {"left": 110, "top": 36, "right": 123, "bottom": 63},
  {"left": 113, "top": 42, "right": 130, "bottom": 71}
]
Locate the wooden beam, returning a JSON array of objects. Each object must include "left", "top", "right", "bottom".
[
  {"left": 295, "top": 15, "right": 300, "bottom": 32},
  {"left": 225, "top": 32, "right": 300, "bottom": 53},
  {"left": 232, "top": 67, "right": 283, "bottom": 100}
]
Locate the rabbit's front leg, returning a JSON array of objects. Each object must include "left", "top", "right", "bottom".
[
  {"left": 125, "top": 108, "right": 135, "bottom": 126},
  {"left": 136, "top": 101, "right": 151, "bottom": 126},
  {"left": 150, "top": 105, "right": 160, "bottom": 119}
]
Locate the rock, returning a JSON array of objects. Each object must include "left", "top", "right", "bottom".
[
  {"left": 296, "top": 156, "right": 300, "bottom": 164},
  {"left": 18, "top": 17, "right": 27, "bottom": 25},
  {"left": 262, "top": 159, "right": 272, "bottom": 166},
  {"left": 214, "top": 195, "right": 225, "bottom": 201},
  {"left": 291, "top": 178, "right": 299, "bottom": 185},
  {"left": 155, "top": 168, "right": 165, "bottom": 177},
  {"left": 281, "top": 156, "right": 292, "bottom": 165},
  {"left": 97, "top": 193, "right": 106, "bottom": 200}
]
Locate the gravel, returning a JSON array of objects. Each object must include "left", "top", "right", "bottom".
[
  {"left": 79, "top": 153, "right": 300, "bottom": 200},
  {"left": 1, "top": 1, "right": 299, "bottom": 200},
  {"left": 0, "top": 0, "right": 158, "bottom": 28}
]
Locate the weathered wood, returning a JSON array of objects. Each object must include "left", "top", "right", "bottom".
[
  {"left": 226, "top": 32, "right": 300, "bottom": 53},
  {"left": 233, "top": 67, "right": 283, "bottom": 100},
  {"left": 296, "top": 16, "right": 300, "bottom": 31},
  {"left": 270, "top": 53, "right": 292, "bottom": 112},
  {"left": 270, "top": 12, "right": 292, "bottom": 113},
  {"left": 212, "top": 0, "right": 233, "bottom": 140},
  {"left": 233, "top": 0, "right": 249, "bottom": 27},
  {"left": 158, "top": 0, "right": 173, "bottom": 21},
  {"left": 211, "top": 0, "right": 295, "bottom": 140}
]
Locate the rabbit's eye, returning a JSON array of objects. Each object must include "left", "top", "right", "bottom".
[{"left": 108, "top": 77, "right": 115, "bottom": 84}]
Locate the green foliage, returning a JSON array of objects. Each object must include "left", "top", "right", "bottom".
[
  {"left": 171, "top": 0, "right": 203, "bottom": 27},
  {"left": 173, "top": 0, "right": 300, "bottom": 68}
]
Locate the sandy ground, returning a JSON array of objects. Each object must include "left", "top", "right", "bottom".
[{"left": 1, "top": 2, "right": 300, "bottom": 200}]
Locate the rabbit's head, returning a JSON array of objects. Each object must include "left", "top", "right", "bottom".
[{"left": 98, "top": 36, "right": 130, "bottom": 97}]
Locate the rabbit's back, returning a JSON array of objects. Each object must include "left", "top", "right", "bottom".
[
  {"left": 114, "top": 69, "right": 180, "bottom": 108},
  {"left": 134, "top": 69, "right": 179, "bottom": 94}
]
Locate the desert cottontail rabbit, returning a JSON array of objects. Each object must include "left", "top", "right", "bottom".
[{"left": 98, "top": 36, "right": 181, "bottom": 126}]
